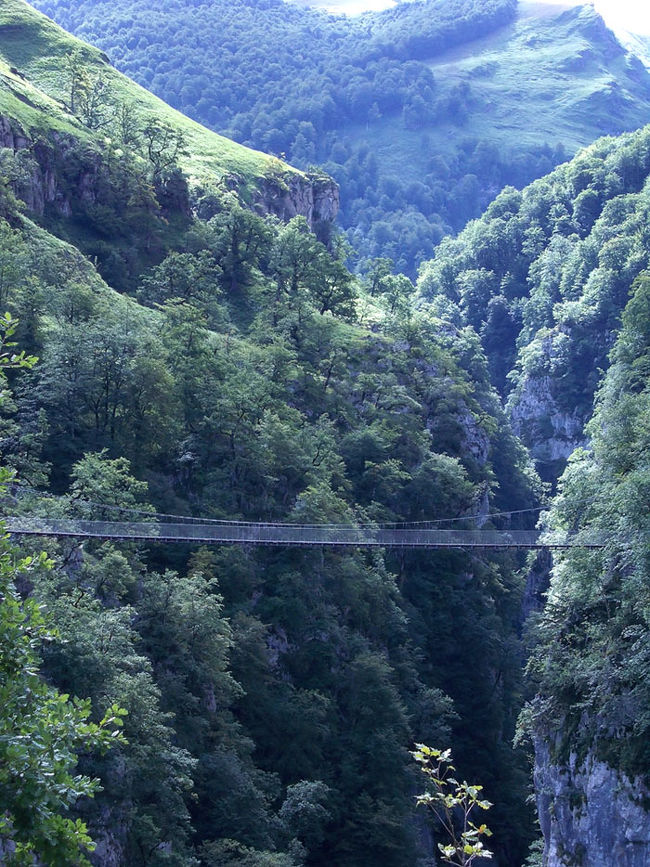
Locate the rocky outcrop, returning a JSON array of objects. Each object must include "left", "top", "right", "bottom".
[
  {"left": 0, "top": 114, "right": 100, "bottom": 218},
  {"left": 0, "top": 114, "right": 30, "bottom": 150},
  {"left": 507, "top": 330, "right": 590, "bottom": 481},
  {"left": 509, "top": 375, "right": 587, "bottom": 464},
  {"left": 458, "top": 401, "right": 490, "bottom": 467},
  {"left": 91, "top": 814, "right": 127, "bottom": 867},
  {"left": 253, "top": 171, "right": 339, "bottom": 245},
  {"left": 522, "top": 548, "right": 552, "bottom": 620},
  {"left": 0, "top": 113, "right": 338, "bottom": 237},
  {"left": 535, "top": 738, "right": 650, "bottom": 867}
]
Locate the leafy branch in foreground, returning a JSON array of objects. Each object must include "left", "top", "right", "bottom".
[
  {"left": 412, "top": 745, "right": 493, "bottom": 866},
  {"left": 0, "top": 549, "right": 128, "bottom": 866},
  {"left": 0, "top": 311, "right": 38, "bottom": 371},
  {"left": 0, "top": 314, "right": 127, "bottom": 865}
]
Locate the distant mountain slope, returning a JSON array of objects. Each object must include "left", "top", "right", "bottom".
[
  {"left": 0, "top": 0, "right": 331, "bottom": 213},
  {"left": 425, "top": 2, "right": 650, "bottom": 166},
  {"left": 616, "top": 29, "right": 650, "bottom": 68},
  {"left": 28, "top": 0, "right": 650, "bottom": 273},
  {"left": 0, "top": 0, "right": 340, "bottom": 291}
]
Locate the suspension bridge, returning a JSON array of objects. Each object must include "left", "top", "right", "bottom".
[{"left": 2, "top": 516, "right": 606, "bottom": 549}]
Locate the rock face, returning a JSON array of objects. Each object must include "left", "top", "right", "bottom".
[
  {"left": 0, "top": 114, "right": 30, "bottom": 150},
  {"left": 535, "top": 738, "right": 650, "bottom": 867},
  {"left": 521, "top": 548, "right": 552, "bottom": 620},
  {"left": 509, "top": 373, "right": 587, "bottom": 464},
  {"left": 0, "top": 114, "right": 102, "bottom": 218},
  {"left": 457, "top": 401, "right": 490, "bottom": 468},
  {"left": 507, "top": 329, "right": 591, "bottom": 482},
  {"left": 253, "top": 171, "right": 339, "bottom": 245},
  {"left": 0, "top": 114, "right": 339, "bottom": 236}
]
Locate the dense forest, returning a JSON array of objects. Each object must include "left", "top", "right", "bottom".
[
  {"left": 4, "top": 0, "right": 650, "bottom": 865},
  {"left": 523, "top": 271, "right": 650, "bottom": 859},
  {"left": 30, "top": 0, "right": 650, "bottom": 274},
  {"left": 411, "top": 113, "right": 650, "bottom": 867},
  {"left": 0, "top": 2, "right": 541, "bottom": 865}
]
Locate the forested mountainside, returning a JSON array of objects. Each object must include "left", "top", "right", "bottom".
[
  {"left": 418, "top": 124, "right": 650, "bottom": 481},
  {"left": 0, "top": 0, "right": 339, "bottom": 289},
  {"left": 28, "top": 0, "right": 650, "bottom": 274},
  {"left": 0, "top": 2, "right": 543, "bottom": 865},
  {"left": 414, "top": 121, "right": 650, "bottom": 863},
  {"left": 6, "top": 0, "right": 650, "bottom": 865},
  {"left": 524, "top": 274, "right": 650, "bottom": 865}
]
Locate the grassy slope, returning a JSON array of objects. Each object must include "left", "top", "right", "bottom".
[
  {"left": 0, "top": 0, "right": 300, "bottom": 189},
  {"left": 618, "top": 30, "right": 650, "bottom": 68},
  {"left": 345, "top": 2, "right": 650, "bottom": 182}
]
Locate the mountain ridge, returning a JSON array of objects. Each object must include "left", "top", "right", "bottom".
[
  {"left": 0, "top": 0, "right": 338, "bottom": 235},
  {"left": 26, "top": 0, "right": 650, "bottom": 272}
]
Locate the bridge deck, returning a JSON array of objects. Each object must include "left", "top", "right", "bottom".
[{"left": 3, "top": 518, "right": 605, "bottom": 549}]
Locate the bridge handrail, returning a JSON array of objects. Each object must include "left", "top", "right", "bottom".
[{"left": 0, "top": 517, "right": 608, "bottom": 549}]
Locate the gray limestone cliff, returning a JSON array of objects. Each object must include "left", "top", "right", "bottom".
[
  {"left": 535, "top": 738, "right": 650, "bottom": 867},
  {"left": 0, "top": 114, "right": 338, "bottom": 236},
  {"left": 252, "top": 170, "right": 339, "bottom": 245},
  {"left": 507, "top": 330, "right": 592, "bottom": 482},
  {"left": 0, "top": 114, "right": 119, "bottom": 219},
  {"left": 508, "top": 371, "right": 587, "bottom": 465}
]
